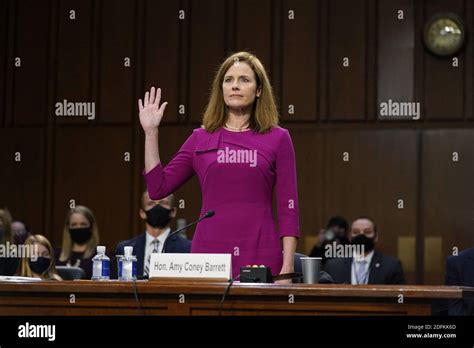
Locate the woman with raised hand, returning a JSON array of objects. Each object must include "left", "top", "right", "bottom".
[{"left": 139, "top": 51, "right": 300, "bottom": 280}]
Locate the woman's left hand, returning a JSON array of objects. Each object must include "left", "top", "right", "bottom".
[{"left": 274, "top": 265, "right": 294, "bottom": 284}]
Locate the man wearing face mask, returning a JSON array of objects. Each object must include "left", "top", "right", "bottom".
[
  {"left": 115, "top": 191, "right": 191, "bottom": 278},
  {"left": 324, "top": 216, "right": 405, "bottom": 285}
]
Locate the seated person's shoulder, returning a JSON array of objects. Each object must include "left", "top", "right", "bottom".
[
  {"left": 324, "top": 257, "right": 346, "bottom": 269},
  {"left": 169, "top": 234, "right": 192, "bottom": 252},
  {"left": 447, "top": 247, "right": 474, "bottom": 265},
  {"left": 0, "top": 257, "right": 20, "bottom": 276},
  {"left": 116, "top": 234, "right": 141, "bottom": 252},
  {"left": 377, "top": 252, "right": 403, "bottom": 270},
  {"left": 381, "top": 252, "right": 401, "bottom": 264},
  {"left": 175, "top": 234, "right": 191, "bottom": 245}
]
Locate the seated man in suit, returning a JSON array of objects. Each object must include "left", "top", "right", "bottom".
[
  {"left": 115, "top": 191, "right": 191, "bottom": 278},
  {"left": 324, "top": 216, "right": 405, "bottom": 285},
  {"left": 445, "top": 247, "right": 474, "bottom": 315}
]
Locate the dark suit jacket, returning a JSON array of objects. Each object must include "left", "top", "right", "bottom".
[
  {"left": 115, "top": 231, "right": 191, "bottom": 277},
  {"left": 445, "top": 247, "right": 474, "bottom": 315},
  {"left": 324, "top": 250, "right": 406, "bottom": 285}
]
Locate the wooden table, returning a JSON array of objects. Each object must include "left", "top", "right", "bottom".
[{"left": 0, "top": 281, "right": 472, "bottom": 316}]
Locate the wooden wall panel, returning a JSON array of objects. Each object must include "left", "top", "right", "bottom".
[
  {"left": 281, "top": 0, "right": 319, "bottom": 122},
  {"left": 98, "top": 0, "right": 135, "bottom": 124},
  {"left": 423, "top": 0, "right": 465, "bottom": 120},
  {"left": 235, "top": 0, "right": 273, "bottom": 75},
  {"left": 324, "top": 130, "right": 418, "bottom": 284},
  {"left": 12, "top": 0, "right": 50, "bottom": 126},
  {"left": 421, "top": 129, "right": 474, "bottom": 284},
  {"left": 0, "top": 0, "right": 7, "bottom": 126},
  {"left": 0, "top": 128, "right": 45, "bottom": 237},
  {"left": 327, "top": 0, "right": 367, "bottom": 121},
  {"left": 377, "top": 0, "right": 415, "bottom": 119},
  {"left": 52, "top": 127, "right": 133, "bottom": 252},
  {"left": 468, "top": 0, "right": 474, "bottom": 120},
  {"left": 189, "top": 0, "right": 227, "bottom": 124},
  {"left": 55, "top": 0, "right": 92, "bottom": 125},
  {"left": 143, "top": 0, "right": 181, "bottom": 125},
  {"left": 288, "top": 127, "right": 324, "bottom": 255}
]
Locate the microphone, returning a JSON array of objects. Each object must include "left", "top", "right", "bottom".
[{"left": 161, "top": 210, "right": 214, "bottom": 253}]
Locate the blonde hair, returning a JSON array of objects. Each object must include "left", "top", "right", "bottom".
[
  {"left": 202, "top": 51, "right": 279, "bottom": 133},
  {"left": 59, "top": 205, "right": 99, "bottom": 262},
  {"left": 19, "top": 234, "right": 62, "bottom": 280},
  {"left": 0, "top": 207, "right": 13, "bottom": 244}
]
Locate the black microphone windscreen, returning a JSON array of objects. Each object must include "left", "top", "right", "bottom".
[{"left": 204, "top": 210, "right": 215, "bottom": 218}]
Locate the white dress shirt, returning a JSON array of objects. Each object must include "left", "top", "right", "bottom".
[
  {"left": 351, "top": 250, "right": 375, "bottom": 285},
  {"left": 143, "top": 227, "right": 171, "bottom": 272}
]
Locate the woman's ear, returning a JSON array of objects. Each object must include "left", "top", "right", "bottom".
[{"left": 170, "top": 208, "right": 177, "bottom": 218}]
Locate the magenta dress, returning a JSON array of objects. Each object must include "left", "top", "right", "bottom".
[{"left": 143, "top": 126, "right": 300, "bottom": 277}]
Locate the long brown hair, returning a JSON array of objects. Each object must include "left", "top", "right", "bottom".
[
  {"left": 59, "top": 205, "right": 99, "bottom": 262},
  {"left": 202, "top": 51, "right": 279, "bottom": 133},
  {"left": 19, "top": 234, "right": 62, "bottom": 280},
  {"left": 0, "top": 207, "right": 13, "bottom": 244}
]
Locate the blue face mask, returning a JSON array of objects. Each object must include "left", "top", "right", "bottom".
[{"left": 29, "top": 257, "right": 51, "bottom": 275}]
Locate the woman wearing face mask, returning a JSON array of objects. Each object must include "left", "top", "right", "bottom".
[
  {"left": 55, "top": 205, "right": 100, "bottom": 279},
  {"left": 18, "top": 234, "right": 62, "bottom": 281}
]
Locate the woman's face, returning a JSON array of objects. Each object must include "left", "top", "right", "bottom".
[
  {"left": 69, "top": 213, "right": 91, "bottom": 229},
  {"left": 222, "top": 62, "right": 261, "bottom": 112},
  {"left": 35, "top": 243, "right": 50, "bottom": 257}
]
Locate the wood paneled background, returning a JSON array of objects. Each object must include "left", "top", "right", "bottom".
[{"left": 1, "top": 0, "right": 474, "bottom": 284}]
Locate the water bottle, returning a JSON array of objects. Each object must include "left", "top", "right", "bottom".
[
  {"left": 118, "top": 246, "right": 137, "bottom": 281},
  {"left": 91, "top": 246, "right": 110, "bottom": 280}
]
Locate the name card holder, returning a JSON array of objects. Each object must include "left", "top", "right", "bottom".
[{"left": 149, "top": 253, "right": 232, "bottom": 282}]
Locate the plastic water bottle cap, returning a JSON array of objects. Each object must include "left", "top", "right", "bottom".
[
  {"left": 124, "top": 246, "right": 133, "bottom": 257},
  {"left": 97, "top": 246, "right": 106, "bottom": 254}
]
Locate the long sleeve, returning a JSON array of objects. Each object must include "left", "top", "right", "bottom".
[
  {"left": 143, "top": 130, "right": 197, "bottom": 200},
  {"left": 275, "top": 129, "right": 300, "bottom": 239}
]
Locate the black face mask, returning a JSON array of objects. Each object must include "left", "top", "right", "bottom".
[
  {"left": 351, "top": 234, "right": 375, "bottom": 253},
  {"left": 145, "top": 205, "right": 172, "bottom": 228},
  {"left": 69, "top": 227, "right": 92, "bottom": 245},
  {"left": 29, "top": 257, "right": 51, "bottom": 275},
  {"left": 336, "top": 236, "right": 350, "bottom": 245}
]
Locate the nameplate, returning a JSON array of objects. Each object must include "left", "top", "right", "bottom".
[{"left": 149, "top": 253, "right": 232, "bottom": 281}]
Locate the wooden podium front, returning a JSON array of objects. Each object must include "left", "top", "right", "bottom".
[{"left": 0, "top": 281, "right": 472, "bottom": 316}]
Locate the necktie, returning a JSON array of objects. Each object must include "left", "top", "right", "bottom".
[
  {"left": 144, "top": 239, "right": 159, "bottom": 276},
  {"left": 355, "top": 259, "right": 367, "bottom": 285}
]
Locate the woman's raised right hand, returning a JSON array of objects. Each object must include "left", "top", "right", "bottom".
[{"left": 138, "top": 86, "right": 168, "bottom": 134}]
